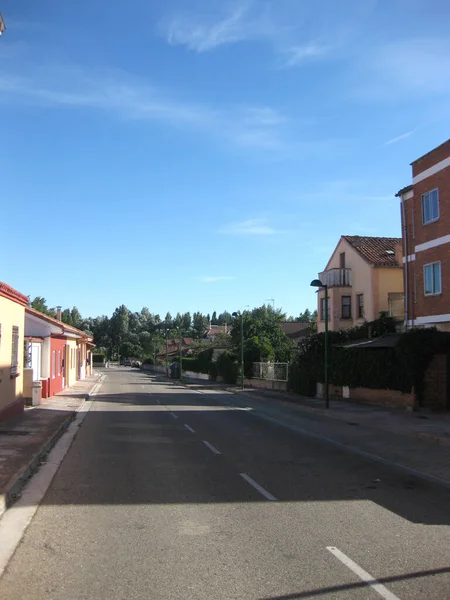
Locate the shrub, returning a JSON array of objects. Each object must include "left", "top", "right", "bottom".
[
  {"left": 289, "top": 360, "right": 316, "bottom": 397},
  {"left": 217, "top": 351, "right": 238, "bottom": 384},
  {"left": 142, "top": 357, "right": 154, "bottom": 365},
  {"left": 93, "top": 354, "right": 105, "bottom": 363},
  {"left": 209, "top": 360, "right": 218, "bottom": 381}
]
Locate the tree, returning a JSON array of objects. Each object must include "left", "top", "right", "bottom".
[
  {"left": 70, "top": 307, "right": 83, "bottom": 329},
  {"left": 61, "top": 308, "right": 72, "bottom": 325},
  {"left": 218, "top": 311, "right": 232, "bottom": 325},
  {"left": 192, "top": 312, "right": 209, "bottom": 339},
  {"left": 230, "top": 305, "right": 294, "bottom": 374},
  {"left": 182, "top": 312, "right": 192, "bottom": 332},
  {"left": 29, "top": 297, "right": 53, "bottom": 316},
  {"left": 110, "top": 305, "right": 130, "bottom": 346},
  {"left": 164, "top": 312, "right": 173, "bottom": 329},
  {"left": 211, "top": 311, "right": 218, "bottom": 325}
]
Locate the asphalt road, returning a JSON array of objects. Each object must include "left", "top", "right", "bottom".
[{"left": 0, "top": 368, "right": 450, "bottom": 599}]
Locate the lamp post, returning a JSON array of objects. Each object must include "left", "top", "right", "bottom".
[
  {"left": 232, "top": 311, "right": 245, "bottom": 390},
  {"left": 179, "top": 330, "right": 183, "bottom": 380},
  {"left": 165, "top": 329, "right": 170, "bottom": 378},
  {"left": 310, "top": 279, "right": 329, "bottom": 409}
]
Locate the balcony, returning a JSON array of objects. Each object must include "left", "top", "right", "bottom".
[{"left": 318, "top": 268, "right": 352, "bottom": 288}]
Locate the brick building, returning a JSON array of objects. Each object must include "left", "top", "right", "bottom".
[{"left": 396, "top": 139, "right": 450, "bottom": 330}]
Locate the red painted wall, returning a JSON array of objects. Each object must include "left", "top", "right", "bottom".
[{"left": 48, "top": 337, "right": 66, "bottom": 397}]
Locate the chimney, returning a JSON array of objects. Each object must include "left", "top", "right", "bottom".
[
  {"left": 56, "top": 306, "right": 62, "bottom": 321},
  {"left": 394, "top": 242, "right": 403, "bottom": 266}
]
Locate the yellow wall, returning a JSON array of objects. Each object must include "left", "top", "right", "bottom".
[
  {"left": 0, "top": 296, "right": 25, "bottom": 411},
  {"left": 66, "top": 338, "right": 78, "bottom": 387},
  {"left": 374, "top": 267, "right": 404, "bottom": 317},
  {"left": 318, "top": 239, "right": 375, "bottom": 332}
]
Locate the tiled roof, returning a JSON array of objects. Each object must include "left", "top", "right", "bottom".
[
  {"left": 280, "top": 322, "right": 310, "bottom": 338},
  {"left": 0, "top": 281, "right": 28, "bottom": 307},
  {"left": 25, "top": 306, "right": 93, "bottom": 341},
  {"left": 343, "top": 235, "right": 402, "bottom": 267}
]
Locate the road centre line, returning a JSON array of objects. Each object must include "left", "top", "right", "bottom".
[
  {"left": 327, "top": 547, "right": 401, "bottom": 600},
  {"left": 239, "top": 473, "right": 277, "bottom": 501},
  {"left": 202, "top": 440, "right": 221, "bottom": 455},
  {"left": 184, "top": 424, "right": 196, "bottom": 433}
]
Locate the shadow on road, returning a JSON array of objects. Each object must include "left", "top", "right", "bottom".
[
  {"left": 258, "top": 565, "right": 450, "bottom": 599},
  {"left": 12, "top": 371, "right": 450, "bottom": 527}
]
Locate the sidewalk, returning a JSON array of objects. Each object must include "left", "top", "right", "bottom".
[
  {"left": 0, "top": 373, "right": 102, "bottom": 518},
  {"left": 182, "top": 380, "right": 450, "bottom": 448}
]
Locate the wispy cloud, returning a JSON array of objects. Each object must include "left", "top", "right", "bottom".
[
  {"left": 196, "top": 276, "right": 235, "bottom": 283},
  {"left": 161, "top": 1, "right": 278, "bottom": 53},
  {"left": 219, "top": 218, "right": 279, "bottom": 236},
  {"left": 279, "top": 42, "right": 331, "bottom": 68},
  {"left": 160, "top": 1, "right": 344, "bottom": 68},
  {"left": 0, "top": 66, "right": 292, "bottom": 151},
  {"left": 385, "top": 129, "right": 416, "bottom": 145}
]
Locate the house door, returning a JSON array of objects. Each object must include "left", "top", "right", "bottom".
[{"left": 31, "top": 343, "right": 41, "bottom": 381}]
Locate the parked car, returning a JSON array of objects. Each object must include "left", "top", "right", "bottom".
[
  {"left": 124, "top": 360, "right": 132, "bottom": 366},
  {"left": 132, "top": 361, "right": 141, "bottom": 368}
]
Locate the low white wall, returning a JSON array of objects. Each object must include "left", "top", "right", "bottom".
[
  {"left": 244, "top": 378, "right": 288, "bottom": 392},
  {"left": 141, "top": 364, "right": 166, "bottom": 374},
  {"left": 183, "top": 371, "right": 209, "bottom": 381}
]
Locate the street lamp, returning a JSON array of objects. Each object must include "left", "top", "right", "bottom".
[
  {"left": 165, "top": 328, "right": 170, "bottom": 378},
  {"left": 232, "top": 311, "right": 245, "bottom": 390},
  {"left": 310, "top": 279, "right": 329, "bottom": 409}
]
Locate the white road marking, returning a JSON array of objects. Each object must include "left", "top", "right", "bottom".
[
  {"left": 326, "top": 547, "right": 401, "bottom": 600},
  {"left": 155, "top": 399, "right": 161, "bottom": 404},
  {"left": 202, "top": 440, "right": 221, "bottom": 455},
  {"left": 184, "top": 424, "right": 196, "bottom": 433},
  {"left": 239, "top": 473, "right": 277, "bottom": 501},
  {"left": 169, "top": 412, "right": 179, "bottom": 419}
]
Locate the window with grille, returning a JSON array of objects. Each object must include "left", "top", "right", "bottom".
[{"left": 11, "top": 326, "right": 19, "bottom": 377}]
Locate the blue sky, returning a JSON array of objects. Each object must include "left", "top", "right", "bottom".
[{"left": 2, "top": 0, "right": 450, "bottom": 319}]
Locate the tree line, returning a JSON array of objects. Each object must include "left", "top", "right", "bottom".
[{"left": 29, "top": 296, "right": 316, "bottom": 367}]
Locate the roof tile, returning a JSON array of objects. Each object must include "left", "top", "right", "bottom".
[{"left": 343, "top": 235, "right": 402, "bottom": 267}]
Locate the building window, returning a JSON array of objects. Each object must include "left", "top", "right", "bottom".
[
  {"left": 320, "top": 297, "right": 330, "bottom": 321},
  {"left": 357, "top": 294, "right": 364, "bottom": 318},
  {"left": 422, "top": 189, "right": 439, "bottom": 225},
  {"left": 52, "top": 351, "right": 56, "bottom": 378},
  {"left": 11, "top": 326, "right": 19, "bottom": 378},
  {"left": 424, "top": 262, "right": 441, "bottom": 296},
  {"left": 341, "top": 296, "right": 351, "bottom": 319},
  {"left": 58, "top": 351, "right": 61, "bottom": 376}
]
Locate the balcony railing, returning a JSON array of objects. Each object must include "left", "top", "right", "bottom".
[{"left": 318, "top": 268, "right": 352, "bottom": 288}]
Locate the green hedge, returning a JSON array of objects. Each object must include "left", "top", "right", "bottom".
[
  {"left": 208, "top": 360, "right": 218, "bottom": 381},
  {"left": 216, "top": 351, "right": 238, "bottom": 384},
  {"left": 295, "top": 327, "right": 450, "bottom": 400},
  {"left": 93, "top": 354, "right": 105, "bottom": 363},
  {"left": 289, "top": 361, "right": 316, "bottom": 397},
  {"left": 180, "top": 349, "right": 214, "bottom": 375}
]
